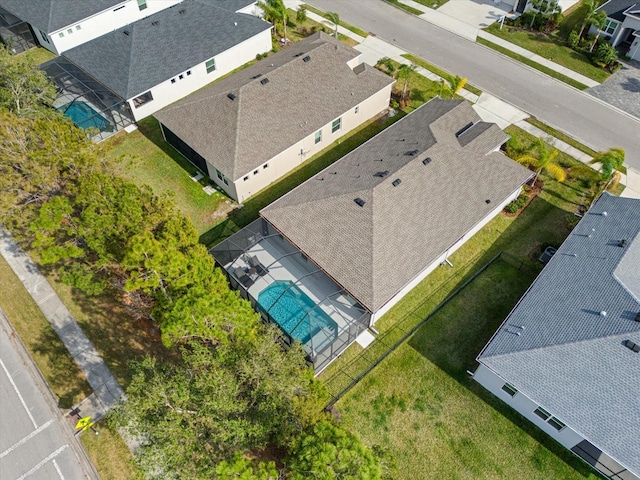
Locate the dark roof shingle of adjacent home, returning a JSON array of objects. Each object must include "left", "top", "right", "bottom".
[
  {"left": 61, "top": 0, "right": 270, "bottom": 100},
  {"left": 0, "top": 0, "right": 124, "bottom": 32},
  {"left": 478, "top": 193, "right": 640, "bottom": 477},
  {"left": 261, "top": 98, "right": 532, "bottom": 313},
  {"left": 155, "top": 32, "right": 395, "bottom": 181},
  {"left": 596, "top": 0, "right": 637, "bottom": 21}
]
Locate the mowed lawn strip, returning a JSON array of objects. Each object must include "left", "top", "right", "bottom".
[
  {"left": 81, "top": 422, "right": 139, "bottom": 480},
  {"left": 0, "top": 256, "right": 90, "bottom": 408},
  {"left": 102, "top": 117, "right": 225, "bottom": 236},
  {"left": 338, "top": 261, "right": 598, "bottom": 479}
]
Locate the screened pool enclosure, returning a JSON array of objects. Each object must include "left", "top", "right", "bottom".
[
  {"left": 211, "top": 218, "right": 371, "bottom": 373},
  {"left": 41, "top": 57, "right": 134, "bottom": 140}
]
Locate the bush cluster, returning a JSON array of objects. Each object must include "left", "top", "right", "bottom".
[{"left": 504, "top": 193, "right": 530, "bottom": 214}]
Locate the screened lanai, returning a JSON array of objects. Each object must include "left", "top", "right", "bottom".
[
  {"left": 211, "top": 218, "right": 371, "bottom": 373},
  {"left": 41, "top": 57, "right": 134, "bottom": 140},
  {"left": 0, "top": 7, "right": 37, "bottom": 54}
]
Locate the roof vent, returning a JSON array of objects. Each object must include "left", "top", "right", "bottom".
[
  {"left": 405, "top": 149, "right": 419, "bottom": 156},
  {"left": 251, "top": 73, "right": 263, "bottom": 79},
  {"left": 354, "top": 198, "right": 366, "bottom": 207},
  {"left": 227, "top": 93, "right": 236, "bottom": 101},
  {"left": 422, "top": 157, "right": 432, "bottom": 165},
  {"left": 623, "top": 339, "right": 640, "bottom": 353},
  {"left": 303, "top": 55, "right": 311, "bottom": 62},
  {"left": 392, "top": 178, "right": 401, "bottom": 187},
  {"left": 123, "top": 30, "right": 130, "bottom": 35},
  {"left": 455, "top": 122, "right": 474, "bottom": 137},
  {"left": 600, "top": 311, "right": 607, "bottom": 317},
  {"left": 602, "top": 211, "right": 608, "bottom": 216},
  {"left": 374, "top": 170, "right": 389, "bottom": 178},
  {"left": 294, "top": 52, "right": 304, "bottom": 57},
  {"left": 151, "top": 20, "right": 159, "bottom": 26},
  {"left": 618, "top": 239, "right": 627, "bottom": 248},
  {"left": 179, "top": 8, "right": 186, "bottom": 14},
  {"left": 485, "top": 199, "right": 491, "bottom": 204},
  {"left": 260, "top": 78, "right": 269, "bottom": 85}
]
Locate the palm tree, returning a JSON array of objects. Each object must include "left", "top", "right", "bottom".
[
  {"left": 258, "top": 0, "right": 288, "bottom": 39},
  {"left": 441, "top": 75, "right": 467, "bottom": 98},
  {"left": 326, "top": 12, "right": 340, "bottom": 38},
  {"left": 589, "top": 11, "right": 607, "bottom": 52},
  {"left": 517, "top": 138, "right": 566, "bottom": 186},
  {"left": 578, "top": 0, "right": 598, "bottom": 38},
  {"left": 377, "top": 57, "right": 395, "bottom": 75},
  {"left": 589, "top": 148, "right": 625, "bottom": 180},
  {"left": 396, "top": 64, "right": 415, "bottom": 107}
]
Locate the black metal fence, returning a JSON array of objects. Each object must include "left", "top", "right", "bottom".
[{"left": 323, "top": 250, "right": 538, "bottom": 409}]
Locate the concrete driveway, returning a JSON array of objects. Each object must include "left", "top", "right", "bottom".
[
  {"left": 437, "top": 0, "right": 512, "bottom": 28},
  {"left": 587, "top": 60, "right": 640, "bottom": 120}
]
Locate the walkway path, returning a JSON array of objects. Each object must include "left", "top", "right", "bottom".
[{"left": 0, "top": 226, "right": 124, "bottom": 421}]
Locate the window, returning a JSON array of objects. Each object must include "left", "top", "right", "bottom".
[
  {"left": 602, "top": 19, "right": 618, "bottom": 35},
  {"left": 206, "top": 58, "right": 216, "bottom": 73},
  {"left": 243, "top": 176, "right": 249, "bottom": 181},
  {"left": 39, "top": 31, "right": 50, "bottom": 43},
  {"left": 222, "top": 177, "right": 228, "bottom": 185},
  {"left": 253, "top": 170, "right": 259, "bottom": 175},
  {"left": 263, "top": 163, "right": 268, "bottom": 169},
  {"left": 179, "top": 74, "right": 184, "bottom": 80},
  {"left": 548, "top": 417, "right": 566, "bottom": 431},
  {"left": 76, "top": 25, "right": 81, "bottom": 31},
  {"left": 132, "top": 91, "right": 153, "bottom": 108},
  {"left": 354, "top": 105, "right": 359, "bottom": 114},
  {"left": 67, "top": 28, "right": 73, "bottom": 34},
  {"left": 315, "top": 129, "right": 322, "bottom": 144},
  {"left": 137, "top": 0, "right": 148, "bottom": 11},
  {"left": 59, "top": 32, "right": 64, "bottom": 38},
  {"left": 186, "top": 70, "right": 191, "bottom": 76},
  {"left": 332, "top": 117, "right": 341, "bottom": 133},
  {"left": 534, "top": 407, "right": 551, "bottom": 421},
  {"left": 216, "top": 169, "right": 224, "bottom": 181},
  {"left": 171, "top": 78, "right": 176, "bottom": 84},
  {"left": 501, "top": 383, "right": 518, "bottom": 397}
]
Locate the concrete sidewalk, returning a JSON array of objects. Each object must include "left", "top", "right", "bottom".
[{"left": 0, "top": 226, "right": 124, "bottom": 420}]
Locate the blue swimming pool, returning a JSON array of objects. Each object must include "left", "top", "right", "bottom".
[
  {"left": 257, "top": 280, "right": 337, "bottom": 345},
  {"left": 58, "top": 101, "right": 110, "bottom": 132}
]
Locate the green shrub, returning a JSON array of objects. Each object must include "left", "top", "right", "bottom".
[
  {"left": 296, "top": 6, "right": 307, "bottom": 22},
  {"left": 504, "top": 193, "right": 530, "bottom": 214},
  {"left": 568, "top": 29, "right": 580, "bottom": 49},
  {"left": 592, "top": 42, "right": 618, "bottom": 68}
]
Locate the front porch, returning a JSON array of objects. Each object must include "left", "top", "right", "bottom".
[{"left": 211, "top": 218, "right": 371, "bottom": 373}]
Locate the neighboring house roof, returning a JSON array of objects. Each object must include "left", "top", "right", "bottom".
[
  {"left": 261, "top": 98, "right": 532, "bottom": 313},
  {"left": 0, "top": 0, "right": 124, "bottom": 32},
  {"left": 155, "top": 32, "right": 395, "bottom": 181},
  {"left": 478, "top": 193, "right": 640, "bottom": 477},
  {"left": 596, "top": 0, "right": 637, "bottom": 22},
  {"left": 61, "top": 0, "right": 271, "bottom": 100}
]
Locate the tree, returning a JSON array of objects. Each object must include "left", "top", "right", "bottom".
[
  {"left": 296, "top": 5, "right": 307, "bottom": 23},
  {"left": 589, "top": 10, "right": 607, "bottom": 52},
  {"left": 441, "top": 75, "right": 467, "bottom": 98},
  {"left": 286, "top": 421, "right": 383, "bottom": 480},
  {"left": 589, "top": 147, "right": 625, "bottom": 181},
  {"left": 326, "top": 12, "right": 340, "bottom": 38},
  {"left": 396, "top": 64, "right": 416, "bottom": 107},
  {"left": 517, "top": 138, "right": 566, "bottom": 185},
  {"left": 578, "top": 0, "right": 599, "bottom": 38},
  {"left": 215, "top": 455, "right": 280, "bottom": 479},
  {"left": 0, "top": 45, "right": 56, "bottom": 118},
  {"left": 258, "top": 0, "right": 288, "bottom": 39}
]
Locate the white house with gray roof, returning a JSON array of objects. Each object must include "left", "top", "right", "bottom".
[
  {"left": 155, "top": 32, "right": 394, "bottom": 202},
  {"left": 474, "top": 193, "right": 640, "bottom": 480},
  {"left": 593, "top": 0, "right": 640, "bottom": 60},
  {"left": 41, "top": 0, "right": 272, "bottom": 136},
  {"left": 211, "top": 98, "right": 533, "bottom": 372},
  {"left": 0, "top": 0, "right": 182, "bottom": 54}
]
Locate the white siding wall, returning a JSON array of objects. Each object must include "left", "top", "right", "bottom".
[
  {"left": 473, "top": 364, "right": 584, "bottom": 449},
  {"left": 128, "top": 29, "right": 272, "bottom": 121},
  {"left": 231, "top": 84, "right": 392, "bottom": 202},
  {"left": 371, "top": 183, "right": 523, "bottom": 323},
  {"left": 49, "top": 0, "right": 181, "bottom": 54}
]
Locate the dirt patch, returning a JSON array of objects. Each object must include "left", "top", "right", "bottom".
[{"left": 204, "top": 199, "right": 237, "bottom": 225}]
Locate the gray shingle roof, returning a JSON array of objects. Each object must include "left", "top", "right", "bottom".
[
  {"left": 154, "top": 32, "right": 395, "bottom": 181},
  {"left": 61, "top": 0, "right": 271, "bottom": 99},
  {"left": 596, "top": 0, "right": 637, "bottom": 22},
  {"left": 478, "top": 193, "right": 640, "bottom": 477},
  {"left": 261, "top": 98, "right": 532, "bottom": 312},
  {"left": 0, "top": 0, "right": 124, "bottom": 32}
]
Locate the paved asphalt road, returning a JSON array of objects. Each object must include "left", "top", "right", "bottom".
[
  {"left": 308, "top": 0, "right": 640, "bottom": 169},
  {"left": 0, "top": 312, "right": 97, "bottom": 480}
]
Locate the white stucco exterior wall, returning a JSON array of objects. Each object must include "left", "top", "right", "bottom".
[
  {"left": 371, "top": 182, "right": 524, "bottom": 323},
  {"left": 227, "top": 84, "right": 392, "bottom": 202},
  {"left": 128, "top": 28, "right": 272, "bottom": 121},
  {"left": 42, "top": 0, "right": 181, "bottom": 54},
  {"left": 473, "top": 364, "right": 585, "bottom": 449}
]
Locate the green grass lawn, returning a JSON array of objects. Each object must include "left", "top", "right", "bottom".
[
  {"left": 0, "top": 256, "right": 91, "bottom": 408},
  {"left": 301, "top": 5, "right": 369, "bottom": 38},
  {"left": 336, "top": 260, "right": 599, "bottom": 479},
  {"left": 483, "top": 23, "right": 610, "bottom": 83},
  {"left": 101, "top": 117, "right": 226, "bottom": 235},
  {"left": 18, "top": 46, "right": 56, "bottom": 65},
  {"left": 81, "top": 423, "right": 139, "bottom": 480},
  {"left": 402, "top": 53, "right": 483, "bottom": 96}
]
